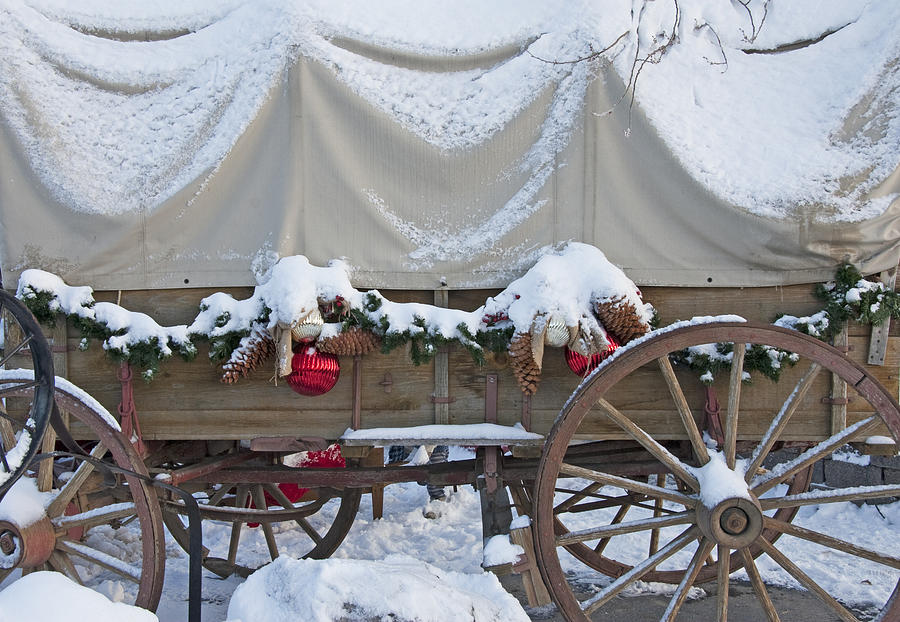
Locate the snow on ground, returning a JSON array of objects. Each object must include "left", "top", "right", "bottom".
[
  {"left": 0, "top": 571, "right": 157, "bottom": 622},
  {"left": 2, "top": 448, "right": 900, "bottom": 620}
]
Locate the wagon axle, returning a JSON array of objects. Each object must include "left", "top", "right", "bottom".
[
  {"left": 0, "top": 516, "right": 55, "bottom": 569},
  {"left": 697, "top": 496, "right": 763, "bottom": 549}
]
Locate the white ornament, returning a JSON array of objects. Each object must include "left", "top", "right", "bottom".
[
  {"left": 544, "top": 315, "right": 570, "bottom": 347},
  {"left": 291, "top": 308, "right": 324, "bottom": 342}
]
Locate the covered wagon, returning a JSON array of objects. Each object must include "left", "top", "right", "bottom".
[{"left": 1, "top": 1, "right": 900, "bottom": 621}]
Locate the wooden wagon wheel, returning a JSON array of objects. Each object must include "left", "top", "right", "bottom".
[
  {"left": 162, "top": 471, "right": 361, "bottom": 578},
  {"left": 516, "top": 449, "right": 811, "bottom": 586},
  {"left": 0, "top": 290, "right": 54, "bottom": 498},
  {"left": 0, "top": 374, "right": 166, "bottom": 611},
  {"left": 549, "top": 444, "right": 812, "bottom": 585},
  {"left": 534, "top": 321, "right": 900, "bottom": 622}
]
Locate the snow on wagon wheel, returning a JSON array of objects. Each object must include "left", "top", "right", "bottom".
[
  {"left": 534, "top": 321, "right": 900, "bottom": 622},
  {"left": 0, "top": 290, "right": 54, "bottom": 499},
  {"left": 0, "top": 374, "right": 166, "bottom": 611}
]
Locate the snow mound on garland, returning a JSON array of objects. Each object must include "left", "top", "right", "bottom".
[
  {"left": 16, "top": 242, "right": 651, "bottom": 376},
  {"left": 224, "top": 555, "right": 530, "bottom": 622}
]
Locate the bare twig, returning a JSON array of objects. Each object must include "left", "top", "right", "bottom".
[
  {"left": 733, "top": 0, "right": 769, "bottom": 43},
  {"left": 696, "top": 22, "right": 728, "bottom": 69},
  {"left": 526, "top": 30, "right": 630, "bottom": 66}
]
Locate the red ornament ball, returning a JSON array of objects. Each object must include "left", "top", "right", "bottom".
[
  {"left": 565, "top": 335, "right": 620, "bottom": 377},
  {"left": 287, "top": 347, "right": 340, "bottom": 396}
]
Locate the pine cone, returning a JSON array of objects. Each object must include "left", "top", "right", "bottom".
[
  {"left": 510, "top": 332, "right": 540, "bottom": 396},
  {"left": 221, "top": 325, "right": 275, "bottom": 384},
  {"left": 317, "top": 328, "right": 381, "bottom": 356},
  {"left": 596, "top": 297, "right": 649, "bottom": 345}
]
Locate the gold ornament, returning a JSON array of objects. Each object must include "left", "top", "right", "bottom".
[{"left": 291, "top": 308, "right": 324, "bottom": 342}]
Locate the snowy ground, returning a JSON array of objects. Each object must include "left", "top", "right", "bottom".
[{"left": 2, "top": 447, "right": 900, "bottom": 621}]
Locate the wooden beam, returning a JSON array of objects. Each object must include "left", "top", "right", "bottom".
[
  {"left": 831, "top": 327, "right": 849, "bottom": 435},
  {"left": 868, "top": 266, "right": 897, "bottom": 366},
  {"left": 434, "top": 288, "right": 450, "bottom": 425}
]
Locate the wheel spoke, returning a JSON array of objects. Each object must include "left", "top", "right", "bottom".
[
  {"left": 661, "top": 538, "right": 715, "bottom": 622},
  {"left": 555, "top": 481, "right": 603, "bottom": 514},
  {"left": 0, "top": 379, "right": 40, "bottom": 399},
  {"left": 263, "top": 484, "right": 299, "bottom": 511},
  {"left": 0, "top": 333, "right": 34, "bottom": 370},
  {"left": 763, "top": 516, "right": 900, "bottom": 569},
  {"left": 745, "top": 363, "right": 822, "bottom": 482},
  {"left": 46, "top": 442, "right": 109, "bottom": 518},
  {"left": 724, "top": 343, "right": 745, "bottom": 469},
  {"left": 250, "top": 485, "right": 280, "bottom": 560},
  {"left": 296, "top": 517, "right": 324, "bottom": 545},
  {"left": 739, "top": 547, "right": 780, "bottom": 622},
  {"left": 760, "top": 484, "right": 900, "bottom": 510},
  {"left": 716, "top": 544, "right": 730, "bottom": 622},
  {"left": 596, "top": 398, "right": 701, "bottom": 491},
  {"left": 227, "top": 486, "right": 249, "bottom": 565},
  {"left": 658, "top": 356, "right": 710, "bottom": 466},
  {"left": 37, "top": 422, "right": 58, "bottom": 492},
  {"left": 568, "top": 497, "right": 682, "bottom": 516},
  {"left": 594, "top": 502, "right": 631, "bottom": 555},
  {"left": 649, "top": 487, "right": 663, "bottom": 556},
  {"left": 207, "top": 483, "right": 233, "bottom": 507},
  {"left": 53, "top": 502, "right": 137, "bottom": 532},
  {"left": 752, "top": 416, "right": 879, "bottom": 495},
  {"left": 757, "top": 538, "right": 859, "bottom": 622},
  {"left": 556, "top": 511, "right": 696, "bottom": 546},
  {"left": 56, "top": 540, "right": 141, "bottom": 582},
  {"left": 582, "top": 526, "right": 699, "bottom": 615},
  {"left": 0, "top": 423, "right": 11, "bottom": 472},
  {"left": 560, "top": 463, "right": 697, "bottom": 508},
  {"left": 48, "top": 550, "right": 83, "bottom": 584}
]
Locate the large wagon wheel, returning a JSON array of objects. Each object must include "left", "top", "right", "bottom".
[
  {"left": 534, "top": 322, "right": 900, "bottom": 622},
  {"left": 0, "top": 374, "right": 166, "bottom": 610},
  {"left": 162, "top": 464, "right": 361, "bottom": 578},
  {"left": 0, "top": 290, "right": 54, "bottom": 498}
]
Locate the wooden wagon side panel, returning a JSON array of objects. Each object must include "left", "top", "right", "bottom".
[{"left": 55, "top": 284, "right": 900, "bottom": 444}]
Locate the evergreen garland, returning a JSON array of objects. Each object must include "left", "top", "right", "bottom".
[
  {"left": 677, "top": 262, "right": 900, "bottom": 384},
  {"left": 19, "top": 283, "right": 197, "bottom": 381},
  {"left": 19, "top": 262, "right": 898, "bottom": 384}
]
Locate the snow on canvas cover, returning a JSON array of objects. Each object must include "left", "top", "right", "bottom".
[{"left": 0, "top": 0, "right": 898, "bottom": 289}]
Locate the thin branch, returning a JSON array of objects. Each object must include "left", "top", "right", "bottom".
[{"left": 526, "top": 31, "right": 630, "bottom": 66}]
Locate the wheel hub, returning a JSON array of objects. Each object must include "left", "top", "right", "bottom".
[
  {"left": 0, "top": 516, "right": 55, "bottom": 569},
  {"left": 697, "top": 496, "right": 763, "bottom": 548}
]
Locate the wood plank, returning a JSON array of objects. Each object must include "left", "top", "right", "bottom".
[
  {"left": 434, "top": 289, "right": 450, "bottom": 425},
  {"left": 868, "top": 267, "right": 897, "bottom": 365},
  {"left": 831, "top": 327, "right": 849, "bottom": 435},
  {"left": 54, "top": 285, "right": 900, "bottom": 445}
]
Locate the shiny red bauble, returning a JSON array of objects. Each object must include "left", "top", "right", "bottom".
[
  {"left": 564, "top": 335, "right": 620, "bottom": 377},
  {"left": 286, "top": 347, "right": 340, "bottom": 396}
]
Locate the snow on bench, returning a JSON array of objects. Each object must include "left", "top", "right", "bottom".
[{"left": 339, "top": 423, "right": 543, "bottom": 447}]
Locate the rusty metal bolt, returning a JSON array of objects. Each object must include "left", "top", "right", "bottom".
[
  {"left": 0, "top": 531, "right": 16, "bottom": 556},
  {"left": 720, "top": 507, "right": 749, "bottom": 535}
]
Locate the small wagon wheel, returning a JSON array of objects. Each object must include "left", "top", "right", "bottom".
[
  {"left": 162, "top": 465, "right": 361, "bottom": 578},
  {"left": 0, "top": 374, "right": 166, "bottom": 610},
  {"left": 534, "top": 321, "right": 900, "bottom": 622},
  {"left": 0, "top": 290, "right": 54, "bottom": 498}
]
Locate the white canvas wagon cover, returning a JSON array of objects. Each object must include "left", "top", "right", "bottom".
[{"left": 1, "top": 1, "right": 899, "bottom": 291}]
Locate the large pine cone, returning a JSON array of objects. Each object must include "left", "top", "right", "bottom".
[
  {"left": 221, "top": 325, "right": 276, "bottom": 384},
  {"left": 317, "top": 327, "right": 381, "bottom": 356},
  {"left": 510, "top": 332, "right": 540, "bottom": 396},
  {"left": 595, "top": 297, "right": 649, "bottom": 345}
]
